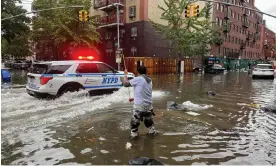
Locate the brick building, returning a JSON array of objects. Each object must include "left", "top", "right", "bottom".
[
  {"left": 92, "top": 0, "right": 180, "bottom": 69},
  {"left": 263, "top": 24, "right": 276, "bottom": 60},
  {"left": 210, "top": 0, "right": 264, "bottom": 61}
]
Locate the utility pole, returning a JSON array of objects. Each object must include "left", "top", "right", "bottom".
[
  {"left": 116, "top": 4, "right": 120, "bottom": 71},
  {"left": 195, "top": 0, "right": 276, "bottom": 19}
]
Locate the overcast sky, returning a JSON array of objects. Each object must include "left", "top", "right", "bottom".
[{"left": 20, "top": 0, "right": 276, "bottom": 32}]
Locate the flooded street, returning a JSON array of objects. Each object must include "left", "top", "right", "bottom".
[{"left": 1, "top": 71, "right": 276, "bottom": 165}]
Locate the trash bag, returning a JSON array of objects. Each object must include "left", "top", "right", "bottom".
[
  {"left": 206, "top": 91, "right": 216, "bottom": 96},
  {"left": 260, "top": 105, "right": 276, "bottom": 113},
  {"left": 167, "top": 101, "right": 184, "bottom": 111},
  {"left": 128, "top": 156, "right": 163, "bottom": 165}
]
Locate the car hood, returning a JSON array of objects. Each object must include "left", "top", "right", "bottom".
[{"left": 117, "top": 71, "right": 135, "bottom": 76}]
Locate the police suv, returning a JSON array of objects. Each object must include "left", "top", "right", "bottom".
[{"left": 26, "top": 60, "right": 135, "bottom": 98}]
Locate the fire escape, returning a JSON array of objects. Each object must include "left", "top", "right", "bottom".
[
  {"left": 240, "top": 1, "right": 249, "bottom": 58},
  {"left": 94, "top": 0, "right": 124, "bottom": 69}
]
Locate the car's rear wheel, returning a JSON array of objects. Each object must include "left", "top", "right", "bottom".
[
  {"left": 57, "top": 83, "right": 84, "bottom": 97},
  {"left": 252, "top": 75, "right": 256, "bottom": 79}
]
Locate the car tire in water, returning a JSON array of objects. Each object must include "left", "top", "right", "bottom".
[{"left": 57, "top": 82, "right": 84, "bottom": 97}]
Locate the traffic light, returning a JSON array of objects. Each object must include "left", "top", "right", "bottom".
[
  {"left": 185, "top": 5, "right": 191, "bottom": 18},
  {"left": 79, "top": 10, "right": 89, "bottom": 22},
  {"left": 84, "top": 10, "right": 89, "bottom": 22},
  {"left": 79, "top": 10, "right": 83, "bottom": 22},
  {"left": 193, "top": 4, "right": 199, "bottom": 17}
]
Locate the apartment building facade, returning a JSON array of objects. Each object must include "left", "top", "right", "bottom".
[
  {"left": 263, "top": 25, "right": 276, "bottom": 60},
  {"left": 210, "top": 0, "right": 264, "bottom": 61},
  {"left": 92, "top": 0, "right": 182, "bottom": 68}
]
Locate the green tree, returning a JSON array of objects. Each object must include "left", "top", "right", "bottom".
[
  {"left": 150, "top": 0, "right": 224, "bottom": 58},
  {"left": 31, "top": 0, "right": 100, "bottom": 58},
  {"left": 1, "top": 0, "right": 32, "bottom": 58}
]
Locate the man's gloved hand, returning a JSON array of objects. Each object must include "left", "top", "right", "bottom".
[{"left": 150, "top": 109, "right": 155, "bottom": 116}]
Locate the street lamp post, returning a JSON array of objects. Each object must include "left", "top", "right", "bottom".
[{"left": 116, "top": 4, "right": 120, "bottom": 71}]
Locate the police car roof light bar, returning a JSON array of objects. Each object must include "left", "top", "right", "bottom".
[{"left": 78, "top": 56, "right": 94, "bottom": 60}]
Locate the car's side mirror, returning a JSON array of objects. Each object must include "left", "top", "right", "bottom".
[{"left": 113, "top": 70, "right": 118, "bottom": 73}]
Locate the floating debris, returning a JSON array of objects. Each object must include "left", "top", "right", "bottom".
[
  {"left": 100, "top": 150, "right": 109, "bottom": 154},
  {"left": 126, "top": 142, "right": 132, "bottom": 149},
  {"left": 186, "top": 111, "right": 200, "bottom": 116},
  {"left": 163, "top": 132, "right": 186, "bottom": 136},
  {"left": 99, "top": 137, "right": 106, "bottom": 141},
  {"left": 80, "top": 148, "right": 92, "bottom": 154},
  {"left": 206, "top": 91, "right": 216, "bottom": 96},
  {"left": 159, "top": 156, "right": 168, "bottom": 159},
  {"left": 86, "top": 127, "right": 94, "bottom": 132},
  {"left": 182, "top": 101, "right": 213, "bottom": 111},
  {"left": 129, "top": 157, "right": 164, "bottom": 165}
]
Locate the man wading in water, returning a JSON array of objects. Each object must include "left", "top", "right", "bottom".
[{"left": 123, "top": 66, "right": 157, "bottom": 137}]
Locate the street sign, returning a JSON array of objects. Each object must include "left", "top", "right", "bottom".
[{"left": 116, "top": 54, "right": 121, "bottom": 63}]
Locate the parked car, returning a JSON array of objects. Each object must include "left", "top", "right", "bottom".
[
  {"left": 12, "top": 60, "right": 31, "bottom": 69},
  {"left": 4, "top": 60, "right": 14, "bottom": 68},
  {"left": 252, "top": 64, "right": 274, "bottom": 79},
  {"left": 205, "top": 64, "right": 225, "bottom": 74}
]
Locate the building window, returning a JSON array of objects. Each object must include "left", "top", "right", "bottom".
[
  {"left": 120, "top": 29, "right": 125, "bottom": 38},
  {"left": 131, "top": 47, "right": 137, "bottom": 56},
  {"left": 131, "top": 27, "right": 137, "bottom": 37},
  {"left": 221, "top": 5, "right": 224, "bottom": 12},
  {"left": 219, "top": 19, "right": 223, "bottom": 26},
  {"left": 217, "top": 3, "right": 220, "bottom": 10},
  {"left": 230, "top": 10, "right": 232, "bottom": 17},
  {"left": 233, "top": 12, "right": 235, "bottom": 19},
  {"left": 237, "top": 14, "right": 239, "bottom": 20},
  {"left": 106, "top": 49, "right": 113, "bottom": 56},
  {"left": 235, "top": 37, "right": 237, "bottom": 44},
  {"left": 232, "top": 37, "right": 234, "bottom": 43},
  {"left": 216, "top": 17, "right": 219, "bottom": 25},
  {"left": 105, "top": 32, "right": 112, "bottom": 40},
  {"left": 129, "top": 6, "right": 136, "bottom": 18}
]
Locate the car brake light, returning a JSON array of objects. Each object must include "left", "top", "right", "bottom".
[
  {"left": 40, "top": 76, "right": 53, "bottom": 85},
  {"left": 78, "top": 56, "right": 83, "bottom": 59}
]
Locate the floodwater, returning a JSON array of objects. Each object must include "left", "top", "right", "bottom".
[{"left": 1, "top": 70, "right": 276, "bottom": 165}]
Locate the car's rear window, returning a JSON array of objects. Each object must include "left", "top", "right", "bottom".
[
  {"left": 30, "top": 64, "right": 71, "bottom": 74},
  {"left": 257, "top": 65, "right": 273, "bottom": 69},
  {"left": 47, "top": 65, "right": 71, "bottom": 74}
]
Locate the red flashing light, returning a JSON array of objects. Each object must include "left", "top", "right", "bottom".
[
  {"left": 87, "top": 56, "right": 94, "bottom": 60},
  {"left": 78, "top": 56, "right": 94, "bottom": 60},
  {"left": 40, "top": 76, "right": 53, "bottom": 85}
]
